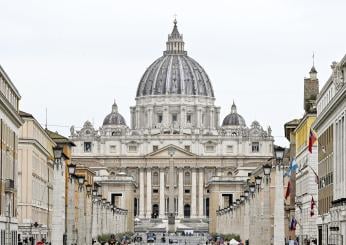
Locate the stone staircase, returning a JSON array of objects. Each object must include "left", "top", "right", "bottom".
[{"left": 134, "top": 218, "right": 209, "bottom": 233}]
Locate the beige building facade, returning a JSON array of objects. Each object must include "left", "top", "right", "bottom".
[
  {"left": 314, "top": 54, "right": 346, "bottom": 245},
  {"left": 0, "top": 65, "right": 23, "bottom": 245},
  {"left": 18, "top": 111, "right": 56, "bottom": 243}
]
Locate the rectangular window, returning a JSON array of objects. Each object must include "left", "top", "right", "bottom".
[
  {"left": 186, "top": 114, "right": 192, "bottom": 123},
  {"left": 110, "top": 145, "right": 116, "bottom": 153},
  {"left": 227, "top": 145, "right": 233, "bottom": 153},
  {"left": 153, "top": 189, "right": 159, "bottom": 194},
  {"left": 128, "top": 145, "right": 137, "bottom": 152},
  {"left": 251, "top": 142, "right": 259, "bottom": 153},
  {"left": 172, "top": 114, "right": 177, "bottom": 122},
  {"left": 84, "top": 142, "right": 92, "bottom": 152},
  {"left": 184, "top": 189, "right": 190, "bottom": 194},
  {"left": 184, "top": 145, "right": 191, "bottom": 152},
  {"left": 153, "top": 145, "right": 158, "bottom": 152},
  {"left": 205, "top": 145, "right": 215, "bottom": 152},
  {"left": 158, "top": 114, "right": 163, "bottom": 123}
]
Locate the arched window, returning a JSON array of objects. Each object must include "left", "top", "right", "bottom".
[
  {"left": 184, "top": 171, "right": 191, "bottom": 186},
  {"left": 153, "top": 171, "right": 159, "bottom": 186}
]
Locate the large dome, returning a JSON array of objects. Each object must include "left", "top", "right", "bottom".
[{"left": 136, "top": 20, "right": 214, "bottom": 98}]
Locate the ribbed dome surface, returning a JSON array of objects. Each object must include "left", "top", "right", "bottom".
[
  {"left": 136, "top": 19, "right": 214, "bottom": 98},
  {"left": 222, "top": 102, "right": 246, "bottom": 127},
  {"left": 222, "top": 113, "right": 246, "bottom": 127},
  {"left": 136, "top": 55, "right": 214, "bottom": 97},
  {"left": 103, "top": 103, "right": 126, "bottom": 126}
]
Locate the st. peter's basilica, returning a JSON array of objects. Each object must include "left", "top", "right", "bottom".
[{"left": 69, "top": 20, "right": 274, "bottom": 233}]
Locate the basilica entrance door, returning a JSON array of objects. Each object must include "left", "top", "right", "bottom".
[
  {"left": 184, "top": 204, "right": 191, "bottom": 218},
  {"left": 152, "top": 204, "right": 159, "bottom": 218}
]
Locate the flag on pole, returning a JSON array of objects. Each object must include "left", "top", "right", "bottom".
[
  {"left": 284, "top": 159, "right": 299, "bottom": 177},
  {"left": 285, "top": 181, "right": 291, "bottom": 200},
  {"left": 289, "top": 217, "right": 297, "bottom": 230},
  {"left": 308, "top": 129, "right": 317, "bottom": 153},
  {"left": 310, "top": 196, "right": 316, "bottom": 216}
]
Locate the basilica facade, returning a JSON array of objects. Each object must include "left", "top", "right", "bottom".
[{"left": 70, "top": 20, "right": 274, "bottom": 231}]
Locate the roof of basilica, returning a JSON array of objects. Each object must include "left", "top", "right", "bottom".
[
  {"left": 136, "top": 19, "right": 214, "bottom": 98},
  {"left": 102, "top": 102, "right": 126, "bottom": 126},
  {"left": 222, "top": 102, "right": 246, "bottom": 127}
]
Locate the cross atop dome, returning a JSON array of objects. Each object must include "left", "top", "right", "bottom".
[{"left": 165, "top": 18, "right": 186, "bottom": 55}]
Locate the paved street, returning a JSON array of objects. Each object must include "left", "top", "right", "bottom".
[{"left": 133, "top": 233, "right": 209, "bottom": 245}]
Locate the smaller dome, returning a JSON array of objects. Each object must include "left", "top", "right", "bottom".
[
  {"left": 222, "top": 102, "right": 246, "bottom": 127},
  {"left": 103, "top": 101, "right": 126, "bottom": 126}
]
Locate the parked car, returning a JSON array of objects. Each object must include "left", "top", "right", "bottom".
[
  {"left": 169, "top": 238, "right": 179, "bottom": 243},
  {"left": 147, "top": 237, "right": 155, "bottom": 243},
  {"left": 147, "top": 232, "right": 156, "bottom": 241}
]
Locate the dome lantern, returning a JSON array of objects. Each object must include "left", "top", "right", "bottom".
[
  {"left": 231, "top": 101, "right": 237, "bottom": 114},
  {"left": 164, "top": 19, "right": 186, "bottom": 55},
  {"left": 112, "top": 100, "right": 118, "bottom": 113}
]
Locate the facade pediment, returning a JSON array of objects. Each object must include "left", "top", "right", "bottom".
[{"left": 146, "top": 144, "right": 197, "bottom": 158}]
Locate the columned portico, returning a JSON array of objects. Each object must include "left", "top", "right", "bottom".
[
  {"left": 146, "top": 168, "right": 152, "bottom": 218},
  {"left": 159, "top": 168, "right": 165, "bottom": 218}
]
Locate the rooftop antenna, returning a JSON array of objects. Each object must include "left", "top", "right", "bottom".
[{"left": 45, "top": 107, "right": 48, "bottom": 129}]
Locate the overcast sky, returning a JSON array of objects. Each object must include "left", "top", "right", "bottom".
[{"left": 1, "top": 0, "right": 346, "bottom": 147}]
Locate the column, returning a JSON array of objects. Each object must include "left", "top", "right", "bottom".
[
  {"left": 135, "top": 108, "right": 139, "bottom": 129},
  {"left": 163, "top": 106, "right": 169, "bottom": 127},
  {"left": 67, "top": 179, "right": 75, "bottom": 245},
  {"left": 198, "top": 169, "right": 204, "bottom": 217},
  {"left": 263, "top": 176, "right": 271, "bottom": 244},
  {"left": 210, "top": 108, "right": 214, "bottom": 129},
  {"left": 91, "top": 200, "right": 97, "bottom": 241},
  {"left": 85, "top": 197, "right": 91, "bottom": 245},
  {"left": 180, "top": 106, "right": 185, "bottom": 128},
  {"left": 148, "top": 107, "right": 153, "bottom": 128},
  {"left": 139, "top": 168, "right": 145, "bottom": 218},
  {"left": 51, "top": 162, "right": 65, "bottom": 245},
  {"left": 178, "top": 168, "right": 184, "bottom": 218},
  {"left": 159, "top": 169, "right": 165, "bottom": 218},
  {"left": 274, "top": 166, "right": 285, "bottom": 245},
  {"left": 78, "top": 188, "right": 86, "bottom": 245},
  {"left": 146, "top": 168, "right": 152, "bottom": 218},
  {"left": 191, "top": 168, "right": 197, "bottom": 218},
  {"left": 196, "top": 107, "right": 202, "bottom": 128}
]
